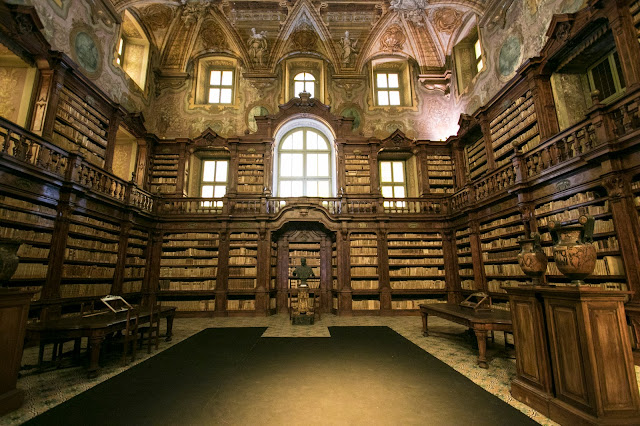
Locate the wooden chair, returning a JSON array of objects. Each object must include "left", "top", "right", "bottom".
[
  {"left": 138, "top": 301, "right": 161, "bottom": 354},
  {"left": 113, "top": 306, "right": 139, "bottom": 366}
]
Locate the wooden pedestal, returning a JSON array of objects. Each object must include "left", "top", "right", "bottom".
[
  {"left": 0, "top": 289, "right": 33, "bottom": 415},
  {"left": 506, "top": 286, "right": 640, "bottom": 425}
]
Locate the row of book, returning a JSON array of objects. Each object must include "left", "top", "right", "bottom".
[
  {"left": 127, "top": 247, "right": 144, "bottom": 256},
  {"left": 0, "top": 197, "right": 56, "bottom": 215},
  {"left": 534, "top": 191, "right": 600, "bottom": 215},
  {"left": 162, "top": 248, "right": 217, "bottom": 257},
  {"left": 458, "top": 247, "right": 472, "bottom": 255},
  {"left": 56, "top": 101, "right": 108, "bottom": 138},
  {"left": 481, "top": 237, "right": 519, "bottom": 250},
  {"left": 53, "top": 123, "right": 106, "bottom": 158},
  {"left": 351, "top": 280, "right": 379, "bottom": 289},
  {"left": 456, "top": 236, "right": 471, "bottom": 245},
  {"left": 69, "top": 223, "right": 118, "bottom": 241},
  {"left": 480, "top": 224, "right": 525, "bottom": 240},
  {"left": 230, "top": 232, "right": 258, "bottom": 240},
  {"left": 480, "top": 213, "right": 521, "bottom": 230},
  {"left": 59, "top": 87, "right": 109, "bottom": 125},
  {"left": 160, "top": 267, "right": 218, "bottom": 277},
  {"left": 67, "top": 237, "right": 117, "bottom": 252},
  {"left": 13, "top": 263, "right": 48, "bottom": 279},
  {"left": 457, "top": 256, "right": 472, "bottom": 263},
  {"left": 391, "top": 299, "right": 442, "bottom": 309},
  {"left": 490, "top": 94, "right": 533, "bottom": 137},
  {"left": 149, "top": 184, "right": 176, "bottom": 193},
  {"left": 229, "top": 257, "right": 257, "bottom": 265},
  {"left": 164, "top": 240, "right": 219, "bottom": 247},
  {"left": 62, "top": 264, "right": 114, "bottom": 278},
  {"left": 537, "top": 203, "right": 608, "bottom": 226},
  {"left": 484, "top": 263, "right": 524, "bottom": 276},
  {"left": 429, "top": 188, "right": 454, "bottom": 193},
  {"left": 490, "top": 90, "right": 532, "bottom": 127},
  {"left": 389, "top": 248, "right": 443, "bottom": 255},
  {"left": 351, "top": 256, "right": 378, "bottom": 265},
  {"left": 483, "top": 249, "right": 519, "bottom": 261},
  {"left": 389, "top": 258, "right": 444, "bottom": 265},
  {"left": 352, "top": 299, "right": 380, "bottom": 310},
  {"left": 230, "top": 247, "right": 257, "bottom": 256},
  {"left": 389, "top": 267, "right": 444, "bottom": 276},
  {"left": 492, "top": 105, "right": 537, "bottom": 150},
  {"left": 150, "top": 177, "right": 177, "bottom": 184},
  {"left": 227, "top": 299, "right": 256, "bottom": 310},
  {"left": 0, "top": 227, "right": 51, "bottom": 243},
  {"left": 350, "top": 239, "right": 377, "bottom": 247},
  {"left": 388, "top": 240, "right": 442, "bottom": 247},
  {"left": 165, "top": 232, "right": 218, "bottom": 240},
  {"left": 228, "top": 279, "right": 257, "bottom": 289},
  {"left": 351, "top": 266, "right": 377, "bottom": 275},
  {"left": 126, "top": 258, "right": 146, "bottom": 266},
  {"left": 346, "top": 177, "right": 371, "bottom": 184},
  {"left": 59, "top": 283, "right": 112, "bottom": 298},
  {"left": 229, "top": 266, "right": 257, "bottom": 276},
  {"left": 18, "top": 244, "right": 49, "bottom": 258},
  {"left": 65, "top": 248, "right": 117, "bottom": 263},
  {"left": 161, "top": 258, "right": 218, "bottom": 266},
  {"left": 350, "top": 247, "right": 377, "bottom": 255},
  {"left": 460, "top": 268, "right": 474, "bottom": 276},
  {"left": 461, "top": 279, "right": 474, "bottom": 290},
  {"left": 0, "top": 208, "right": 55, "bottom": 227},
  {"left": 122, "top": 281, "right": 143, "bottom": 293},
  {"left": 390, "top": 280, "right": 445, "bottom": 289},
  {"left": 238, "top": 176, "right": 263, "bottom": 183},
  {"left": 169, "top": 300, "right": 215, "bottom": 312},
  {"left": 159, "top": 280, "right": 216, "bottom": 291}
]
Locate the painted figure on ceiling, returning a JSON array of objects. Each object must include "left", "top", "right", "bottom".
[{"left": 247, "top": 28, "right": 268, "bottom": 67}]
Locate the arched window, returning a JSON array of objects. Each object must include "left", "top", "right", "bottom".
[
  {"left": 278, "top": 128, "right": 332, "bottom": 197},
  {"left": 293, "top": 73, "right": 315, "bottom": 98}
]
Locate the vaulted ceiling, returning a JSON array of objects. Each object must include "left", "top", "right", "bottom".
[{"left": 107, "top": 0, "right": 488, "bottom": 75}]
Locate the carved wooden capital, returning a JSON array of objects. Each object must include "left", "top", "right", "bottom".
[{"left": 602, "top": 174, "right": 628, "bottom": 199}]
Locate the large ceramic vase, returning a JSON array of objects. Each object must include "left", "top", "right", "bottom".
[
  {"left": 0, "top": 240, "right": 21, "bottom": 288},
  {"left": 517, "top": 232, "right": 548, "bottom": 285},
  {"left": 548, "top": 215, "right": 596, "bottom": 285}
]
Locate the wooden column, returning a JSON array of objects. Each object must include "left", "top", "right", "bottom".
[
  {"left": 368, "top": 144, "right": 380, "bottom": 196},
  {"left": 320, "top": 235, "right": 332, "bottom": 313},
  {"left": 263, "top": 141, "right": 273, "bottom": 195},
  {"left": 337, "top": 228, "right": 352, "bottom": 315},
  {"left": 468, "top": 218, "right": 486, "bottom": 292},
  {"left": 529, "top": 73, "right": 560, "bottom": 140},
  {"left": 215, "top": 229, "right": 230, "bottom": 315},
  {"left": 174, "top": 140, "right": 189, "bottom": 196},
  {"left": 111, "top": 219, "right": 132, "bottom": 296},
  {"left": 103, "top": 110, "right": 123, "bottom": 173},
  {"left": 416, "top": 145, "right": 430, "bottom": 196},
  {"left": 378, "top": 228, "right": 391, "bottom": 313},
  {"left": 602, "top": 173, "right": 640, "bottom": 302},
  {"left": 142, "top": 229, "right": 163, "bottom": 307},
  {"left": 606, "top": 1, "right": 640, "bottom": 88},
  {"left": 336, "top": 142, "right": 346, "bottom": 194},
  {"left": 32, "top": 58, "right": 67, "bottom": 139},
  {"left": 134, "top": 139, "right": 149, "bottom": 188},
  {"left": 276, "top": 236, "right": 289, "bottom": 313},
  {"left": 452, "top": 141, "right": 467, "bottom": 189},
  {"left": 442, "top": 229, "right": 461, "bottom": 304},
  {"left": 255, "top": 226, "right": 270, "bottom": 316},
  {"left": 478, "top": 113, "right": 495, "bottom": 170}
]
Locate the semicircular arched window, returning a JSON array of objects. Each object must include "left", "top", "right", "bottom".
[
  {"left": 278, "top": 128, "right": 331, "bottom": 197},
  {"left": 293, "top": 72, "right": 315, "bottom": 98}
]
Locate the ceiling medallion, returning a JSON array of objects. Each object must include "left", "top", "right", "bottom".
[
  {"left": 380, "top": 25, "right": 405, "bottom": 52},
  {"left": 291, "top": 24, "right": 317, "bottom": 51},
  {"left": 389, "top": 0, "right": 429, "bottom": 26},
  {"left": 431, "top": 8, "right": 463, "bottom": 34}
]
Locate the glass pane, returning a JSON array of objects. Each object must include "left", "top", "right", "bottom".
[
  {"left": 316, "top": 136, "right": 328, "bottom": 150},
  {"left": 294, "top": 73, "right": 305, "bottom": 81},
  {"left": 208, "top": 88, "right": 220, "bottom": 103},
  {"left": 392, "top": 162, "right": 404, "bottom": 182},
  {"left": 221, "top": 71, "right": 233, "bottom": 86},
  {"left": 201, "top": 185, "right": 213, "bottom": 198},
  {"left": 377, "top": 73, "right": 388, "bottom": 88},
  {"left": 474, "top": 39, "right": 482, "bottom": 59},
  {"left": 476, "top": 59, "right": 484, "bottom": 73},
  {"left": 291, "top": 181, "right": 303, "bottom": 196},
  {"left": 305, "top": 82, "right": 314, "bottom": 98},
  {"left": 305, "top": 73, "right": 315, "bottom": 81},
  {"left": 202, "top": 161, "right": 216, "bottom": 182},
  {"left": 307, "top": 153, "right": 318, "bottom": 176},
  {"left": 215, "top": 160, "right": 228, "bottom": 182},
  {"left": 381, "top": 186, "right": 393, "bottom": 198},
  {"left": 281, "top": 135, "right": 292, "bottom": 150},
  {"left": 614, "top": 52, "right": 626, "bottom": 88},
  {"left": 306, "top": 131, "right": 317, "bottom": 150},
  {"left": 378, "top": 91, "right": 389, "bottom": 106},
  {"left": 214, "top": 185, "right": 226, "bottom": 198},
  {"left": 380, "top": 162, "right": 392, "bottom": 182},
  {"left": 387, "top": 73, "right": 399, "bottom": 88},
  {"left": 118, "top": 38, "right": 124, "bottom": 54},
  {"left": 280, "top": 154, "right": 292, "bottom": 176},
  {"left": 295, "top": 82, "right": 305, "bottom": 97},
  {"left": 394, "top": 186, "right": 405, "bottom": 198},
  {"left": 591, "top": 59, "right": 616, "bottom": 99},
  {"left": 210, "top": 70, "right": 221, "bottom": 85},
  {"left": 318, "top": 154, "right": 329, "bottom": 177},
  {"left": 307, "top": 181, "right": 318, "bottom": 197},
  {"left": 220, "top": 88, "right": 232, "bottom": 104},
  {"left": 292, "top": 131, "right": 303, "bottom": 150},
  {"left": 280, "top": 181, "right": 291, "bottom": 197},
  {"left": 291, "top": 154, "right": 304, "bottom": 176},
  {"left": 389, "top": 91, "right": 401, "bottom": 106},
  {"left": 318, "top": 181, "right": 330, "bottom": 197}
]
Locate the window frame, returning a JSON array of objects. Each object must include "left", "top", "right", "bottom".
[
  {"left": 375, "top": 72, "right": 402, "bottom": 107},
  {"left": 206, "top": 68, "right": 235, "bottom": 105},
  {"left": 587, "top": 50, "right": 626, "bottom": 104},
  {"left": 292, "top": 72, "right": 317, "bottom": 99},
  {"left": 453, "top": 23, "right": 485, "bottom": 96},
  {"left": 200, "top": 159, "right": 229, "bottom": 208},
  {"left": 115, "top": 11, "right": 150, "bottom": 90},
  {"left": 379, "top": 160, "right": 407, "bottom": 208},
  {"left": 277, "top": 128, "right": 332, "bottom": 198}
]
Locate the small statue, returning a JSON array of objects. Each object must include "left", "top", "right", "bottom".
[
  {"left": 247, "top": 28, "right": 268, "bottom": 67},
  {"left": 339, "top": 31, "right": 357, "bottom": 66},
  {"left": 293, "top": 257, "right": 315, "bottom": 287}
]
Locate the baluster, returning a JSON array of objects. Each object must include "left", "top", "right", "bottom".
[
  {"left": 541, "top": 146, "right": 550, "bottom": 170},
  {"left": 2, "top": 129, "right": 11, "bottom": 154},
  {"left": 622, "top": 103, "right": 632, "bottom": 134}
]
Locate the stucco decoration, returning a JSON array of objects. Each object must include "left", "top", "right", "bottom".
[
  {"left": 339, "top": 31, "right": 358, "bottom": 66},
  {"left": 141, "top": 4, "right": 174, "bottom": 29},
  {"left": 247, "top": 28, "right": 268, "bottom": 67},
  {"left": 290, "top": 24, "right": 317, "bottom": 51},
  {"left": 498, "top": 35, "right": 521, "bottom": 78},
  {"left": 200, "top": 21, "right": 227, "bottom": 50},
  {"left": 380, "top": 25, "right": 406, "bottom": 52},
  {"left": 431, "top": 8, "right": 463, "bottom": 34},
  {"left": 389, "top": 0, "right": 428, "bottom": 26},
  {"left": 70, "top": 27, "right": 102, "bottom": 77},
  {"left": 341, "top": 106, "right": 363, "bottom": 132}
]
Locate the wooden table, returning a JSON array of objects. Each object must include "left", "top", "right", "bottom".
[
  {"left": 419, "top": 303, "right": 512, "bottom": 368},
  {"left": 26, "top": 306, "right": 176, "bottom": 377}
]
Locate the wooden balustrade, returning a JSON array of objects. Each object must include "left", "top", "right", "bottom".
[
  {"left": 130, "top": 187, "right": 154, "bottom": 212},
  {"left": 450, "top": 187, "right": 471, "bottom": 211},
  {"left": 609, "top": 87, "right": 640, "bottom": 138},
  {"left": 74, "top": 160, "right": 127, "bottom": 202},
  {"left": 473, "top": 163, "right": 517, "bottom": 201},
  {"left": 0, "top": 116, "right": 69, "bottom": 177}
]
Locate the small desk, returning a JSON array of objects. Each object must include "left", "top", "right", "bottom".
[
  {"left": 26, "top": 306, "right": 176, "bottom": 377},
  {"left": 419, "top": 303, "right": 512, "bottom": 368}
]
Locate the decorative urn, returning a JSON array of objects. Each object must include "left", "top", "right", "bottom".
[
  {"left": 0, "top": 239, "right": 21, "bottom": 287},
  {"left": 517, "top": 232, "right": 548, "bottom": 285},
  {"left": 548, "top": 215, "right": 597, "bottom": 285}
]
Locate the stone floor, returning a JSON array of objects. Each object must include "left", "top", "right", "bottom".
[{"left": 2, "top": 313, "right": 632, "bottom": 425}]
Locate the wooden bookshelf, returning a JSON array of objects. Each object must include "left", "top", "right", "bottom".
[
  {"left": 465, "top": 136, "right": 487, "bottom": 181},
  {"left": 426, "top": 155, "right": 454, "bottom": 193},
  {"left": 52, "top": 86, "right": 110, "bottom": 167},
  {"left": 479, "top": 212, "right": 527, "bottom": 299},
  {"left": 61, "top": 210, "right": 121, "bottom": 299},
  {"left": 349, "top": 232, "right": 379, "bottom": 311},
  {"left": 534, "top": 189, "right": 627, "bottom": 289},
  {"left": 633, "top": 178, "right": 640, "bottom": 227},
  {"left": 344, "top": 153, "right": 371, "bottom": 195},
  {"left": 123, "top": 227, "right": 147, "bottom": 294},
  {"left": 0, "top": 194, "right": 56, "bottom": 302},
  {"left": 455, "top": 227, "right": 474, "bottom": 291},
  {"left": 288, "top": 241, "right": 320, "bottom": 287},
  {"left": 488, "top": 90, "right": 540, "bottom": 168},
  {"left": 632, "top": 1, "right": 640, "bottom": 37},
  {"left": 227, "top": 232, "right": 258, "bottom": 313},
  {"left": 237, "top": 152, "right": 264, "bottom": 193},
  {"left": 149, "top": 152, "right": 179, "bottom": 194}
]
